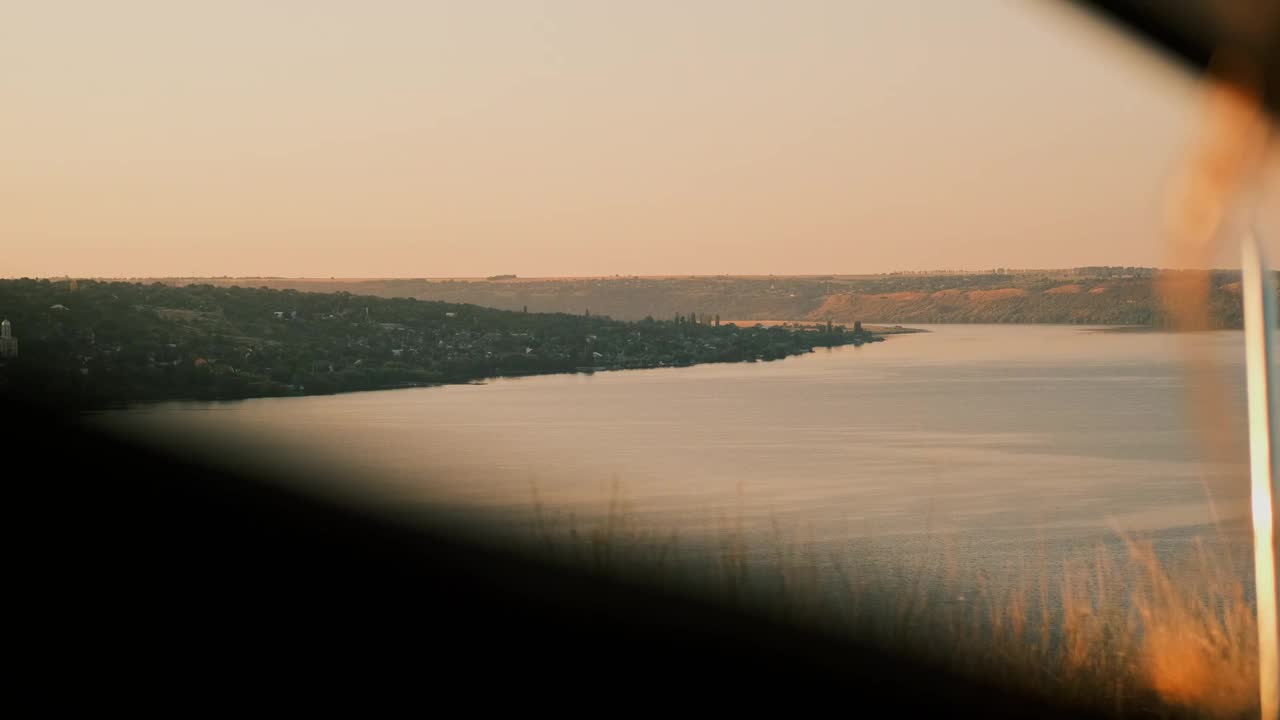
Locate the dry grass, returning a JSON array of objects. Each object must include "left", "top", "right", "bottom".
[
  {"left": 1045, "top": 284, "right": 1085, "bottom": 295},
  {"left": 967, "top": 288, "right": 1030, "bottom": 302},
  {"left": 525, "top": 480, "right": 1261, "bottom": 719},
  {"left": 1129, "top": 537, "right": 1258, "bottom": 718}
]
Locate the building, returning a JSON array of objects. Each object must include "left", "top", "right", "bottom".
[{"left": 0, "top": 319, "right": 17, "bottom": 359}]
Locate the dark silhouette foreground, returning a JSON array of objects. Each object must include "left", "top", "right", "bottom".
[{"left": 5, "top": 387, "right": 1114, "bottom": 716}]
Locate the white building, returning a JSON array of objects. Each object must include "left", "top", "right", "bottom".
[{"left": 0, "top": 319, "right": 17, "bottom": 359}]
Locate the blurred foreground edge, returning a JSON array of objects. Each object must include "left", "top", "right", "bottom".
[
  {"left": 5, "top": 389, "right": 1107, "bottom": 716},
  {"left": 1243, "top": 235, "right": 1280, "bottom": 719},
  {"left": 1068, "top": 0, "right": 1280, "bottom": 118},
  {"left": 12, "top": 2, "right": 1275, "bottom": 712},
  {"left": 1075, "top": 2, "right": 1277, "bottom": 717}
]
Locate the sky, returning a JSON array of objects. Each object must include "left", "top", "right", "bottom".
[{"left": 2, "top": 0, "right": 1277, "bottom": 278}]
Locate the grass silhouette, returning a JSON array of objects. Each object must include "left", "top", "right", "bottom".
[{"left": 525, "top": 478, "right": 1260, "bottom": 719}]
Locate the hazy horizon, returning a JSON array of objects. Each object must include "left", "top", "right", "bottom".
[
  {"left": 5, "top": 0, "right": 1278, "bottom": 279},
  {"left": 5, "top": 265, "right": 1268, "bottom": 282}
]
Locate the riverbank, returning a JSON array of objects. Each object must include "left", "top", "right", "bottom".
[
  {"left": 167, "top": 270, "right": 1252, "bottom": 329},
  {"left": 1084, "top": 325, "right": 1245, "bottom": 333},
  {"left": 3, "top": 326, "right": 885, "bottom": 411},
  {"left": 0, "top": 278, "right": 891, "bottom": 410},
  {"left": 721, "top": 320, "right": 927, "bottom": 335}
]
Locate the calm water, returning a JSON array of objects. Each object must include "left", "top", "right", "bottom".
[{"left": 96, "top": 324, "right": 1256, "bottom": 599}]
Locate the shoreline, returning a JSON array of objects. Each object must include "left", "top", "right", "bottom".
[
  {"left": 1084, "top": 325, "right": 1243, "bottom": 333},
  {"left": 60, "top": 335, "right": 884, "bottom": 411},
  {"left": 721, "top": 320, "right": 928, "bottom": 335}
]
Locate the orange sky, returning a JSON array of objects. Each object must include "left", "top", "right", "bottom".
[{"left": 2, "top": 0, "right": 1277, "bottom": 278}]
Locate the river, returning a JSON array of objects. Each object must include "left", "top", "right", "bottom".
[{"left": 93, "top": 324, "right": 1257, "bottom": 616}]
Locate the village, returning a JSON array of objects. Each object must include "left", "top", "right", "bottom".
[{"left": 0, "top": 278, "right": 882, "bottom": 405}]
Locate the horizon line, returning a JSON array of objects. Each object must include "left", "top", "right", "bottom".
[{"left": 0, "top": 266, "right": 1258, "bottom": 282}]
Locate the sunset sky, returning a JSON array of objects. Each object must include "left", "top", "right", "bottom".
[{"left": 3, "top": 0, "right": 1277, "bottom": 279}]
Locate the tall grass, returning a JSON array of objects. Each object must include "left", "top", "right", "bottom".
[{"left": 525, "top": 480, "right": 1260, "bottom": 719}]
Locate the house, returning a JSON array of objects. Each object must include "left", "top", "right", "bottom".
[{"left": 0, "top": 319, "right": 17, "bottom": 359}]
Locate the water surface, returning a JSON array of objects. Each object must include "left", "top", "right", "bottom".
[{"left": 98, "top": 324, "right": 1256, "bottom": 596}]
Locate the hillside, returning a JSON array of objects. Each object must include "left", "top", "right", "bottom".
[
  {"left": 155, "top": 268, "right": 1261, "bottom": 328},
  {"left": 0, "top": 279, "right": 880, "bottom": 407}
]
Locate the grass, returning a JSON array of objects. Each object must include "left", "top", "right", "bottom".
[{"left": 525, "top": 479, "right": 1261, "bottom": 719}]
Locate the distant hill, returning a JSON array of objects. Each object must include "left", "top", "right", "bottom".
[{"left": 155, "top": 268, "right": 1264, "bottom": 328}]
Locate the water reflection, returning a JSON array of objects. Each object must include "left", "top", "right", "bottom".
[{"left": 97, "top": 324, "right": 1253, "bottom": 583}]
